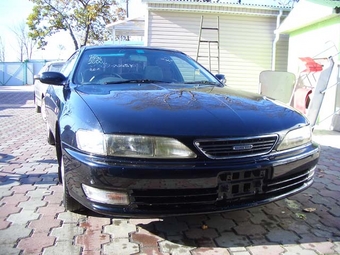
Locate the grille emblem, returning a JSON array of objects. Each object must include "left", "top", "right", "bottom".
[{"left": 233, "top": 144, "right": 253, "bottom": 151}]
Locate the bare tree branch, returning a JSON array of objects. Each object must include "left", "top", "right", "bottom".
[{"left": 9, "top": 21, "right": 37, "bottom": 61}]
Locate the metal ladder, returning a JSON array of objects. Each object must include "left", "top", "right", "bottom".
[{"left": 196, "top": 16, "right": 220, "bottom": 73}]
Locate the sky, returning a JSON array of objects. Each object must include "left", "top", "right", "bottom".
[
  {"left": 0, "top": 0, "right": 71, "bottom": 61},
  {"left": 0, "top": 0, "right": 145, "bottom": 62}
]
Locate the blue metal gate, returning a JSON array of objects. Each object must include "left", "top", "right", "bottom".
[{"left": 0, "top": 61, "right": 45, "bottom": 86}]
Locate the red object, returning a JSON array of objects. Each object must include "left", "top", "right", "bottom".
[
  {"left": 299, "top": 57, "right": 323, "bottom": 73},
  {"left": 294, "top": 87, "right": 313, "bottom": 114}
]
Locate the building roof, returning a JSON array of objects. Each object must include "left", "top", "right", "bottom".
[
  {"left": 141, "top": 0, "right": 295, "bottom": 9},
  {"left": 106, "top": 16, "right": 145, "bottom": 37},
  {"left": 277, "top": 0, "right": 340, "bottom": 33}
]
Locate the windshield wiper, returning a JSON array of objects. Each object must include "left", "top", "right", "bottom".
[
  {"left": 104, "top": 79, "right": 171, "bottom": 84},
  {"left": 183, "top": 80, "right": 219, "bottom": 85}
]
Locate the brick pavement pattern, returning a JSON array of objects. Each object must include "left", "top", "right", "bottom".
[{"left": 0, "top": 85, "right": 340, "bottom": 255}]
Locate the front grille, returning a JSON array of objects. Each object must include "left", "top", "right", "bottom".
[{"left": 194, "top": 135, "right": 278, "bottom": 159}]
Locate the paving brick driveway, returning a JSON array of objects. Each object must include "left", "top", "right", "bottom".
[{"left": 0, "top": 85, "right": 340, "bottom": 255}]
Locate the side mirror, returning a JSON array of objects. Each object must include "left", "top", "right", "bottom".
[
  {"left": 40, "top": 71, "right": 67, "bottom": 86},
  {"left": 215, "top": 74, "right": 226, "bottom": 85}
]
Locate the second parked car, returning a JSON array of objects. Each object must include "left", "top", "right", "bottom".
[{"left": 34, "top": 60, "right": 65, "bottom": 114}]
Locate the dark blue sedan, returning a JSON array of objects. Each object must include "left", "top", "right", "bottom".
[{"left": 39, "top": 45, "right": 319, "bottom": 217}]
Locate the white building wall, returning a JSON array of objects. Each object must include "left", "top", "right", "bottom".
[
  {"left": 147, "top": 12, "right": 199, "bottom": 56},
  {"left": 146, "top": 10, "right": 289, "bottom": 93}
]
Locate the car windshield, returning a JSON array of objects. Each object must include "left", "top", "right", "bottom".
[{"left": 73, "top": 48, "right": 221, "bottom": 86}]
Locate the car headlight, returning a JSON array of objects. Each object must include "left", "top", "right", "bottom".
[
  {"left": 76, "top": 130, "right": 107, "bottom": 155},
  {"left": 277, "top": 126, "right": 312, "bottom": 151},
  {"left": 76, "top": 130, "right": 196, "bottom": 158}
]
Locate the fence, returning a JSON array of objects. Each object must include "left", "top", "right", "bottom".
[{"left": 0, "top": 60, "right": 47, "bottom": 86}]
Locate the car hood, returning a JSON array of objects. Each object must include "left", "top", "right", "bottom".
[{"left": 75, "top": 84, "right": 307, "bottom": 137}]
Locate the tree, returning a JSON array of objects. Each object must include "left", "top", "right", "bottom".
[
  {"left": 10, "top": 21, "right": 37, "bottom": 61},
  {"left": 27, "top": 0, "right": 126, "bottom": 51}
]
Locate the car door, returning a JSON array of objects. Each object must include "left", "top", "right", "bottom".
[{"left": 44, "top": 51, "right": 80, "bottom": 139}]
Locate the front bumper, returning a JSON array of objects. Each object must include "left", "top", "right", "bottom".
[{"left": 62, "top": 143, "right": 320, "bottom": 217}]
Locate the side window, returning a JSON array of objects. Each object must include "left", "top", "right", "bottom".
[
  {"left": 171, "top": 56, "right": 209, "bottom": 82},
  {"left": 49, "top": 64, "right": 64, "bottom": 72},
  {"left": 61, "top": 51, "right": 80, "bottom": 77}
]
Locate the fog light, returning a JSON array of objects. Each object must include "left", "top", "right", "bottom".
[{"left": 82, "top": 184, "right": 129, "bottom": 205}]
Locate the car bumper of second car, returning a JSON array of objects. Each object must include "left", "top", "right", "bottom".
[{"left": 62, "top": 143, "right": 320, "bottom": 218}]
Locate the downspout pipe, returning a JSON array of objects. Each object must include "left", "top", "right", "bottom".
[{"left": 272, "top": 9, "right": 283, "bottom": 71}]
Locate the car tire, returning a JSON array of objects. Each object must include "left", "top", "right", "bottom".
[
  {"left": 34, "top": 95, "right": 41, "bottom": 113},
  {"left": 46, "top": 123, "right": 55, "bottom": 145},
  {"left": 60, "top": 155, "right": 84, "bottom": 212},
  {"left": 41, "top": 97, "right": 47, "bottom": 121},
  {"left": 35, "top": 105, "right": 41, "bottom": 113}
]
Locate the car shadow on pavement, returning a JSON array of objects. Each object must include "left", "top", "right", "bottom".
[
  {"left": 0, "top": 152, "right": 59, "bottom": 186},
  {"left": 0, "top": 90, "right": 34, "bottom": 111},
  {"left": 0, "top": 153, "right": 15, "bottom": 163},
  {"left": 0, "top": 172, "right": 59, "bottom": 186}
]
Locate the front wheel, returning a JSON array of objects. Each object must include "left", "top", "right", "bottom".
[
  {"left": 34, "top": 93, "right": 41, "bottom": 113},
  {"left": 41, "top": 97, "right": 47, "bottom": 121},
  {"left": 46, "top": 123, "right": 55, "bottom": 145},
  {"left": 35, "top": 104, "right": 41, "bottom": 113},
  {"left": 60, "top": 155, "right": 84, "bottom": 212}
]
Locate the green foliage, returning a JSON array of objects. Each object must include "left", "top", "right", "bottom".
[{"left": 27, "top": 0, "right": 126, "bottom": 50}]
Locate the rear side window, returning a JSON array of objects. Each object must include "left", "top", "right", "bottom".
[{"left": 49, "top": 64, "right": 64, "bottom": 72}]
